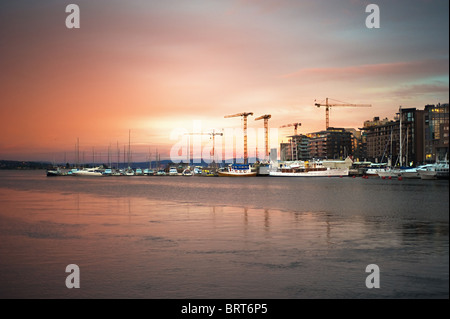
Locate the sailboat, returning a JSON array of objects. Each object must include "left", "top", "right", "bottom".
[{"left": 377, "top": 107, "right": 406, "bottom": 178}]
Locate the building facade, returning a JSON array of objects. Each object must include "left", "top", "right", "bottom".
[
  {"left": 307, "top": 128, "right": 352, "bottom": 160},
  {"left": 280, "top": 134, "right": 310, "bottom": 161},
  {"left": 424, "top": 103, "right": 449, "bottom": 162},
  {"left": 362, "top": 108, "right": 425, "bottom": 166}
]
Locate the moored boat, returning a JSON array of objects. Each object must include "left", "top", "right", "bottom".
[
  {"left": 269, "top": 163, "right": 348, "bottom": 177},
  {"left": 418, "top": 167, "right": 437, "bottom": 180},
  {"left": 269, "top": 157, "right": 350, "bottom": 177},
  {"left": 218, "top": 164, "right": 257, "bottom": 177},
  {"left": 418, "top": 160, "right": 449, "bottom": 180},
  {"left": 365, "top": 163, "right": 388, "bottom": 177},
  {"left": 46, "top": 167, "right": 65, "bottom": 176},
  {"left": 72, "top": 167, "right": 104, "bottom": 176},
  {"left": 377, "top": 168, "right": 401, "bottom": 178}
]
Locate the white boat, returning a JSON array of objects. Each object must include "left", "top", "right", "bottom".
[
  {"left": 401, "top": 164, "right": 437, "bottom": 179},
  {"left": 156, "top": 170, "right": 166, "bottom": 176},
  {"left": 193, "top": 167, "right": 203, "bottom": 175},
  {"left": 73, "top": 167, "right": 104, "bottom": 176},
  {"left": 218, "top": 164, "right": 257, "bottom": 177},
  {"left": 169, "top": 167, "right": 179, "bottom": 176},
  {"left": 418, "top": 161, "right": 449, "bottom": 180},
  {"left": 269, "top": 161, "right": 348, "bottom": 177},
  {"left": 418, "top": 165, "right": 438, "bottom": 180},
  {"left": 124, "top": 168, "right": 135, "bottom": 176},
  {"left": 399, "top": 167, "right": 421, "bottom": 179},
  {"left": 365, "top": 163, "right": 388, "bottom": 177},
  {"left": 377, "top": 167, "right": 402, "bottom": 178}
]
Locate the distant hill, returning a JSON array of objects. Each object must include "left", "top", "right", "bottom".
[{"left": 0, "top": 160, "right": 52, "bottom": 170}]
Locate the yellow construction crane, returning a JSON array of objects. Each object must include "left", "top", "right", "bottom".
[
  {"left": 279, "top": 122, "right": 302, "bottom": 136},
  {"left": 224, "top": 112, "right": 253, "bottom": 164},
  {"left": 255, "top": 114, "right": 271, "bottom": 160},
  {"left": 314, "top": 98, "right": 371, "bottom": 129}
]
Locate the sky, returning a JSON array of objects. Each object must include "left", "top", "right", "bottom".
[{"left": 0, "top": 0, "right": 448, "bottom": 163}]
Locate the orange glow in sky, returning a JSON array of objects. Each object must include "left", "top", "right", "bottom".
[{"left": 0, "top": 1, "right": 448, "bottom": 162}]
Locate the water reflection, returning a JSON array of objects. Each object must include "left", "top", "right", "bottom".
[{"left": 0, "top": 179, "right": 448, "bottom": 298}]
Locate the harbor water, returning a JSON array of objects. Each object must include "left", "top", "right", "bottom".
[{"left": 0, "top": 170, "right": 448, "bottom": 299}]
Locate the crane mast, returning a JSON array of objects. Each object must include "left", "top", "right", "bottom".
[
  {"left": 255, "top": 114, "right": 271, "bottom": 160},
  {"left": 224, "top": 112, "right": 253, "bottom": 164}
]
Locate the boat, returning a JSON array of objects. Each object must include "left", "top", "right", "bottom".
[
  {"left": 102, "top": 168, "right": 113, "bottom": 176},
  {"left": 418, "top": 165, "right": 438, "bottom": 180},
  {"left": 193, "top": 167, "right": 203, "bottom": 175},
  {"left": 46, "top": 167, "right": 65, "bottom": 176},
  {"left": 365, "top": 163, "right": 388, "bottom": 177},
  {"left": 269, "top": 156, "right": 351, "bottom": 177},
  {"left": 156, "top": 169, "right": 166, "bottom": 176},
  {"left": 418, "top": 160, "right": 449, "bottom": 180},
  {"left": 201, "top": 168, "right": 216, "bottom": 177},
  {"left": 169, "top": 167, "right": 179, "bottom": 176},
  {"left": 218, "top": 163, "right": 257, "bottom": 177},
  {"left": 399, "top": 167, "right": 421, "bottom": 179},
  {"left": 436, "top": 161, "right": 449, "bottom": 179},
  {"left": 400, "top": 164, "right": 437, "bottom": 179},
  {"left": 377, "top": 167, "right": 402, "bottom": 178},
  {"left": 144, "top": 168, "right": 155, "bottom": 176},
  {"left": 73, "top": 167, "right": 104, "bottom": 176},
  {"left": 269, "top": 161, "right": 348, "bottom": 177}
]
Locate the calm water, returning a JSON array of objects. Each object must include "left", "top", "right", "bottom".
[{"left": 0, "top": 170, "right": 448, "bottom": 299}]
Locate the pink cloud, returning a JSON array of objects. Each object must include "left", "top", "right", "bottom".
[{"left": 280, "top": 59, "right": 448, "bottom": 81}]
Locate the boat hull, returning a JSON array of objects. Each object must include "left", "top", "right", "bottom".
[
  {"left": 400, "top": 171, "right": 420, "bottom": 179},
  {"left": 377, "top": 169, "right": 401, "bottom": 178},
  {"left": 218, "top": 172, "right": 257, "bottom": 177},
  {"left": 73, "top": 172, "right": 104, "bottom": 177},
  {"left": 419, "top": 170, "right": 437, "bottom": 180},
  {"left": 269, "top": 168, "right": 348, "bottom": 177}
]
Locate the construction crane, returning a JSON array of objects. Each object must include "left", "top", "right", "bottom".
[
  {"left": 314, "top": 98, "right": 371, "bottom": 130},
  {"left": 224, "top": 112, "right": 253, "bottom": 164},
  {"left": 279, "top": 122, "right": 302, "bottom": 136},
  {"left": 255, "top": 114, "right": 271, "bottom": 160},
  {"left": 279, "top": 122, "right": 302, "bottom": 161},
  {"left": 185, "top": 130, "right": 223, "bottom": 165}
]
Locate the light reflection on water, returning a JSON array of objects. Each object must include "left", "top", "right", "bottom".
[{"left": 0, "top": 171, "right": 448, "bottom": 298}]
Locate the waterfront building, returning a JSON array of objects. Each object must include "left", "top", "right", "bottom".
[
  {"left": 280, "top": 135, "right": 310, "bottom": 161},
  {"left": 362, "top": 108, "right": 425, "bottom": 166},
  {"left": 307, "top": 128, "right": 353, "bottom": 160},
  {"left": 424, "top": 103, "right": 449, "bottom": 162}
]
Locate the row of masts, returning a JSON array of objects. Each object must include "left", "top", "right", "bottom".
[
  {"left": 73, "top": 130, "right": 161, "bottom": 169},
  {"left": 68, "top": 97, "right": 370, "bottom": 166}
]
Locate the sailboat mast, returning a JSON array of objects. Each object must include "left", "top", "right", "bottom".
[
  {"left": 128, "top": 129, "right": 131, "bottom": 169},
  {"left": 390, "top": 126, "right": 393, "bottom": 167},
  {"left": 399, "top": 106, "right": 402, "bottom": 167}
]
